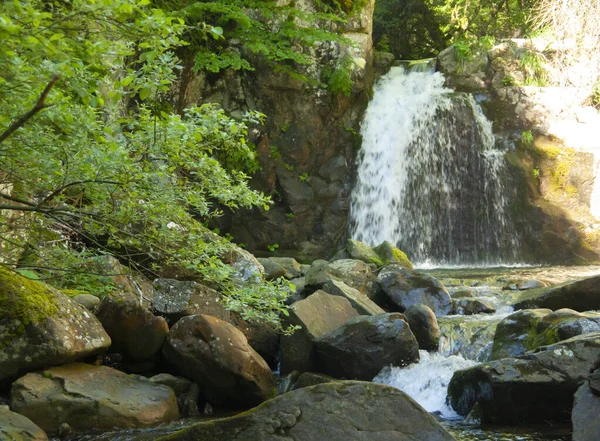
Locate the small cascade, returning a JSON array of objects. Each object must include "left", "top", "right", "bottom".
[
  {"left": 350, "top": 66, "right": 520, "bottom": 265},
  {"left": 374, "top": 351, "right": 477, "bottom": 419}
]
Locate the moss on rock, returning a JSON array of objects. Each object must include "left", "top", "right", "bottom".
[{"left": 0, "top": 266, "right": 59, "bottom": 325}]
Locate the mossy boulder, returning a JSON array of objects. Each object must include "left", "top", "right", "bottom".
[
  {"left": 449, "top": 332, "right": 600, "bottom": 424},
  {"left": 163, "top": 314, "right": 276, "bottom": 408},
  {"left": 315, "top": 313, "right": 419, "bottom": 380},
  {"left": 0, "top": 267, "right": 111, "bottom": 383},
  {"left": 345, "top": 239, "right": 413, "bottom": 269},
  {"left": 280, "top": 291, "right": 359, "bottom": 375},
  {"left": 377, "top": 265, "right": 452, "bottom": 316},
  {"left": 10, "top": 363, "right": 178, "bottom": 435},
  {"left": 0, "top": 406, "right": 48, "bottom": 441},
  {"left": 153, "top": 381, "right": 456, "bottom": 441}
]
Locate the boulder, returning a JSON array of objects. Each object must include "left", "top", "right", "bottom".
[
  {"left": 491, "top": 308, "right": 600, "bottom": 360},
  {"left": 149, "top": 373, "right": 192, "bottom": 397},
  {"left": 514, "top": 275, "right": 600, "bottom": 311},
  {"left": 10, "top": 363, "right": 178, "bottom": 435},
  {"left": 257, "top": 257, "right": 302, "bottom": 280},
  {"left": 0, "top": 406, "right": 48, "bottom": 441},
  {"left": 448, "top": 333, "right": 600, "bottom": 424},
  {"left": 452, "top": 298, "right": 496, "bottom": 315},
  {"left": 152, "top": 279, "right": 230, "bottom": 323},
  {"left": 315, "top": 313, "right": 419, "bottom": 380},
  {"left": 322, "top": 279, "right": 385, "bottom": 315},
  {"left": 95, "top": 291, "right": 168, "bottom": 362},
  {"left": 304, "top": 259, "right": 379, "bottom": 299},
  {"left": 452, "top": 289, "right": 474, "bottom": 298},
  {"left": 153, "top": 382, "right": 456, "bottom": 441},
  {"left": 517, "top": 279, "right": 546, "bottom": 290},
  {"left": 230, "top": 313, "right": 279, "bottom": 369},
  {"left": 436, "top": 44, "right": 488, "bottom": 92},
  {"left": 404, "top": 304, "right": 440, "bottom": 351},
  {"left": 572, "top": 380, "right": 600, "bottom": 441},
  {"left": 377, "top": 265, "right": 452, "bottom": 316},
  {"left": 345, "top": 239, "right": 413, "bottom": 269},
  {"left": 71, "top": 293, "right": 100, "bottom": 311},
  {"left": 280, "top": 291, "right": 359, "bottom": 374},
  {"left": 292, "top": 372, "right": 337, "bottom": 390},
  {"left": 0, "top": 267, "right": 111, "bottom": 383},
  {"left": 162, "top": 314, "right": 276, "bottom": 408}
]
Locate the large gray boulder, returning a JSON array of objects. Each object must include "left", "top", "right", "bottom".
[
  {"left": 95, "top": 290, "right": 168, "bottom": 362},
  {"left": 514, "top": 275, "right": 600, "bottom": 311},
  {"left": 572, "top": 377, "right": 600, "bottom": 441},
  {"left": 0, "top": 267, "right": 111, "bottom": 383},
  {"left": 304, "top": 259, "right": 380, "bottom": 298},
  {"left": 322, "top": 279, "right": 385, "bottom": 315},
  {"left": 404, "top": 304, "right": 440, "bottom": 351},
  {"left": 10, "top": 363, "right": 178, "bottom": 435},
  {"left": 346, "top": 239, "right": 413, "bottom": 269},
  {"left": 377, "top": 265, "right": 452, "bottom": 316},
  {"left": 0, "top": 406, "right": 48, "bottom": 441},
  {"left": 280, "top": 291, "right": 359, "bottom": 374},
  {"left": 153, "top": 382, "right": 456, "bottom": 441},
  {"left": 315, "top": 313, "right": 419, "bottom": 380},
  {"left": 448, "top": 332, "right": 600, "bottom": 424},
  {"left": 257, "top": 257, "right": 302, "bottom": 280},
  {"left": 163, "top": 314, "right": 276, "bottom": 408}
]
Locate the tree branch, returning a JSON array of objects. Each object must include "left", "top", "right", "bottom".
[{"left": 0, "top": 75, "right": 60, "bottom": 144}]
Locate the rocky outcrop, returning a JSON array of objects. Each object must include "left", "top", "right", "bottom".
[
  {"left": 448, "top": 332, "right": 600, "bottom": 424},
  {"left": 377, "top": 265, "right": 452, "bottom": 316},
  {"left": 315, "top": 313, "right": 419, "bottom": 380},
  {"left": 404, "top": 304, "right": 440, "bottom": 351},
  {"left": 304, "top": 259, "right": 380, "bottom": 298},
  {"left": 513, "top": 275, "right": 600, "bottom": 311},
  {"left": 0, "top": 267, "right": 111, "bottom": 383},
  {"left": 0, "top": 407, "right": 48, "bottom": 441},
  {"left": 280, "top": 290, "right": 359, "bottom": 374},
  {"left": 345, "top": 239, "right": 413, "bottom": 268},
  {"left": 10, "top": 363, "right": 178, "bottom": 435},
  {"left": 95, "top": 290, "right": 168, "bottom": 363},
  {"left": 257, "top": 257, "right": 302, "bottom": 280},
  {"left": 322, "top": 279, "right": 385, "bottom": 315},
  {"left": 163, "top": 314, "right": 276, "bottom": 408},
  {"left": 572, "top": 374, "right": 600, "bottom": 441},
  {"left": 153, "top": 382, "right": 456, "bottom": 441}
]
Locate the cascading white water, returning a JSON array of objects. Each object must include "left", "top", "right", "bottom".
[
  {"left": 350, "top": 66, "right": 520, "bottom": 265},
  {"left": 373, "top": 350, "right": 477, "bottom": 419}
]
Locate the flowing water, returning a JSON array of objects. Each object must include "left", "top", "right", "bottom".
[{"left": 349, "top": 66, "right": 520, "bottom": 265}]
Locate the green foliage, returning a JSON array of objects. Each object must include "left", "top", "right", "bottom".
[
  {"left": 270, "top": 145, "right": 281, "bottom": 161},
  {"left": 592, "top": 81, "right": 600, "bottom": 108},
  {"left": 519, "top": 51, "right": 548, "bottom": 86},
  {"left": 0, "top": 0, "right": 291, "bottom": 327},
  {"left": 285, "top": 212, "right": 295, "bottom": 219},
  {"left": 267, "top": 243, "right": 279, "bottom": 252},
  {"left": 454, "top": 42, "right": 472, "bottom": 71},
  {"left": 283, "top": 163, "right": 295, "bottom": 172},
  {"left": 532, "top": 168, "right": 540, "bottom": 180},
  {"left": 322, "top": 55, "right": 354, "bottom": 97},
  {"left": 298, "top": 173, "right": 309, "bottom": 182},
  {"left": 521, "top": 130, "right": 534, "bottom": 147}
]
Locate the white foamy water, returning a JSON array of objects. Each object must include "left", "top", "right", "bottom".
[{"left": 373, "top": 350, "right": 477, "bottom": 419}]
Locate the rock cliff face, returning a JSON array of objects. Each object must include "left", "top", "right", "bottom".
[
  {"left": 437, "top": 40, "right": 600, "bottom": 263},
  {"left": 172, "top": 1, "right": 376, "bottom": 261}
]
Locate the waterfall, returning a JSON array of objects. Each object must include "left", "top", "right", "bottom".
[{"left": 350, "top": 66, "right": 520, "bottom": 266}]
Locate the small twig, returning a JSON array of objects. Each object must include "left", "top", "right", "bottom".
[{"left": 0, "top": 75, "right": 60, "bottom": 144}]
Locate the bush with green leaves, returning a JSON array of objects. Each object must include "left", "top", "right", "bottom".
[{"left": 0, "top": 0, "right": 300, "bottom": 327}]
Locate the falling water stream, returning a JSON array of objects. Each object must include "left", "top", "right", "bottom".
[{"left": 350, "top": 65, "right": 521, "bottom": 265}]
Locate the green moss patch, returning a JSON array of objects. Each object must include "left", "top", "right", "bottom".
[{"left": 0, "top": 266, "right": 59, "bottom": 325}]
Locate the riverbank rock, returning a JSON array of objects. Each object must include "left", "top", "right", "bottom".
[
  {"left": 0, "top": 406, "right": 48, "bottom": 441},
  {"left": 304, "top": 259, "right": 380, "bottom": 298},
  {"left": 95, "top": 291, "right": 168, "bottom": 362},
  {"left": 448, "top": 332, "right": 600, "bottom": 424},
  {"left": 315, "top": 313, "right": 419, "bottom": 380},
  {"left": 377, "top": 265, "right": 452, "bottom": 316},
  {"left": 404, "top": 304, "right": 440, "bottom": 351},
  {"left": 152, "top": 279, "right": 230, "bottom": 323},
  {"left": 572, "top": 378, "right": 600, "bottom": 441},
  {"left": 452, "top": 298, "right": 496, "bottom": 315},
  {"left": 346, "top": 239, "right": 413, "bottom": 269},
  {"left": 0, "top": 267, "right": 111, "bottom": 383},
  {"left": 513, "top": 274, "right": 600, "bottom": 311},
  {"left": 491, "top": 308, "right": 600, "bottom": 360},
  {"left": 10, "top": 363, "right": 178, "bottom": 435},
  {"left": 257, "top": 257, "right": 302, "bottom": 280},
  {"left": 322, "top": 279, "right": 385, "bottom": 315},
  {"left": 280, "top": 291, "right": 359, "bottom": 374},
  {"left": 153, "top": 382, "right": 456, "bottom": 441},
  {"left": 162, "top": 314, "right": 276, "bottom": 408}
]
